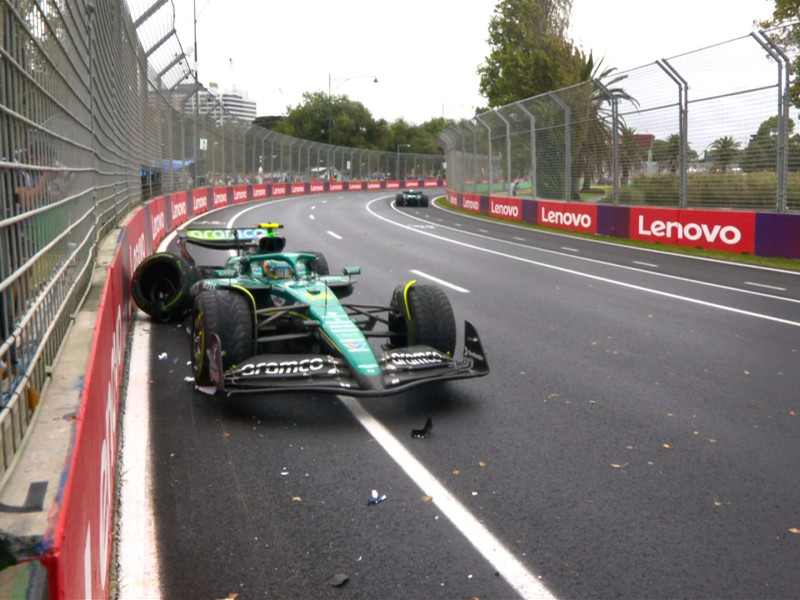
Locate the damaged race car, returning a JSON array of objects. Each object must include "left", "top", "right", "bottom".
[{"left": 130, "top": 223, "right": 488, "bottom": 396}]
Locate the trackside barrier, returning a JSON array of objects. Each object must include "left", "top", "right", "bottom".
[
  {"left": 446, "top": 189, "right": 800, "bottom": 260},
  {"left": 0, "top": 179, "right": 440, "bottom": 599}
]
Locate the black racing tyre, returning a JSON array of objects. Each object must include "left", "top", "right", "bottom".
[
  {"left": 389, "top": 283, "right": 457, "bottom": 356},
  {"left": 191, "top": 289, "right": 254, "bottom": 385},
  {"left": 395, "top": 193, "right": 402, "bottom": 202},
  {"left": 131, "top": 253, "right": 199, "bottom": 322},
  {"left": 297, "top": 250, "right": 330, "bottom": 275},
  {"left": 421, "top": 195, "right": 429, "bottom": 207}
]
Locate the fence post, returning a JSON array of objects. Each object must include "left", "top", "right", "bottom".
[
  {"left": 594, "top": 79, "right": 620, "bottom": 204},
  {"left": 547, "top": 92, "right": 572, "bottom": 201},
  {"left": 657, "top": 60, "right": 688, "bottom": 208},
  {"left": 476, "top": 115, "right": 492, "bottom": 196}
]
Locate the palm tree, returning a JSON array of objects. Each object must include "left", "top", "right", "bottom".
[
  {"left": 575, "top": 53, "right": 638, "bottom": 192},
  {"left": 709, "top": 136, "right": 741, "bottom": 173},
  {"left": 619, "top": 125, "right": 645, "bottom": 184}
]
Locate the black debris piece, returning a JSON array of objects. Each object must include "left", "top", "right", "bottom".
[{"left": 411, "top": 417, "right": 433, "bottom": 439}]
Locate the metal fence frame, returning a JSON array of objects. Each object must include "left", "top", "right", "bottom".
[{"left": 440, "top": 29, "right": 797, "bottom": 214}]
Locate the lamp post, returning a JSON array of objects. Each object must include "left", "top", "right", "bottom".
[
  {"left": 396, "top": 143, "right": 410, "bottom": 181},
  {"left": 328, "top": 73, "right": 378, "bottom": 145}
]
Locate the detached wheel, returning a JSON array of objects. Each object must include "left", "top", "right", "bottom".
[
  {"left": 389, "top": 283, "right": 456, "bottom": 356},
  {"left": 131, "top": 253, "right": 199, "bottom": 321},
  {"left": 191, "top": 289, "right": 254, "bottom": 385}
]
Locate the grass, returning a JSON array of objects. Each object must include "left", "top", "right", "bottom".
[{"left": 432, "top": 196, "right": 800, "bottom": 272}]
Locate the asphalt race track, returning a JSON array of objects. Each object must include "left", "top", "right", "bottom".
[{"left": 117, "top": 190, "right": 800, "bottom": 599}]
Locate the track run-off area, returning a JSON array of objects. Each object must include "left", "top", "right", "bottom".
[{"left": 117, "top": 190, "right": 800, "bottom": 600}]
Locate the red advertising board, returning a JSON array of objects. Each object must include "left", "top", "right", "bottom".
[
  {"left": 148, "top": 196, "right": 166, "bottom": 248},
  {"left": 49, "top": 244, "right": 126, "bottom": 598},
  {"left": 272, "top": 183, "right": 287, "bottom": 197},
  {"left": 232, "top": 185, "right": 248, "bottom": 204},
  {"left": 290, "top": 183, "right": 306, "bottom": 195},
  {"left": 367, "top": 181, "right": 382, "bottom": 190},
  {"left": 170, "top": 191, "right": 188, "bottom": 228},
  {"left": 329, "top": 181, "right": 344, "bottom": 192},
  {"left": 538, "top": 201, "right": 597, "bottom": 234},
  {"left": 423, "top": 179, "right": 439, "bottom": 188},
  {"left": 347, "top": 181, "right": 363, "bottom": 191},
  {"left": 446, "top": 189, "right": 458, "bottom": 207},
  {"left": 630, "top": 207, "right": 755, "bottom": 253},
  {"left": 252, "top": 184, "right": 268, "bottom": 201},
  {"left": 462, "top": 193, "right": 481, "bottom": 213},
  {"left": 488, "top": 196, "right": 523, "bottom": 222},
  {"left": 309, "top": 182, "right": 325, "bottom": 194},
  {"left": 405, "top": 180, "right": 420, "bottom": 188},
  {"left": 212, "top": 187, "right": 228, "bottom": 209},
  {"left": 386, "top": 180, "right": 401, "bottom": 189},
  {"left": 192, "top": 188, "right": 209, "bottom": 215}
]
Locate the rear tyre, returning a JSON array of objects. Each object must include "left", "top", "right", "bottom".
[
  {"left": 297, "top": 250, "right": 330, "bottom": 275},
  {"left": 389, "top": 283, "right": 457, "bottom": 356},
  {"left": 191, "top": 289, "right": 254, "bottom": 385}
]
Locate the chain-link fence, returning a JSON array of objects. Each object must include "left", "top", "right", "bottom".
[
  {"left": 0, "top": 0, "right": 443, "bottom": 481},
  {"left": 439, "top": 30, "right": 797, "bottom": 213}
]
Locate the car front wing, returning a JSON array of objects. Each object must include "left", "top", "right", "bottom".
[{"left": 204, "top": 321, "right": 489, "bottom": 397}]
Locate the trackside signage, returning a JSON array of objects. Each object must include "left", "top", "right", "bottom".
[
  {"left": 489, "top": 196, "right": 523, "bottom": 222},
  {"left": 310, "top": 182, "right": 325, "bottom": 194},
  {"left": 232, "top": 185, "right": 248, "bottom": 204},
  {"left": 367, "top": 181, "right": 382, "bottom": 190},
  {"left": 330, "top": 181, "right": 344, "bottom": 192},
  {"left": 446, "top": 189, "right": 458, "bottom": 207},
  {"left": 272, "top": 183, "right": 287, "bottom": 197},
  {"left": 252, "top": 184, "right": 268, "bottom": 200},
  {"left": 423, "top": 179, "right": 439, "bottom": 188},
  {"left": 348, "top": 181, "right": 363, "bottom": 191},
  {"left": 212, "top": 187, "right": 229, "bottom": 209},
  {"left": 170, "top": 191, "right": 188, "bottom": 228},
  {"left": 290, "top": 183, "right": 307, "bottom": 195},
  {"left": 630, "top": 207, "right": 755, "bottom": 253},
  {"left": 538, "top": 201, "right": 597, "bottom": 233},
  {"left": 52, "top": 247, "right": 126, "bottom": 599},
  {"left": 192, "top": 188, "right": 208, "bottom": 215},
  {"left": 462, "top": 193, "right": 481, "bottom": 213},
  {"left": 386, "top": 180, "right": 401, "bottom": 189},
  {"left": 148, "top": 196, "right": 167, "bottom": 248}
]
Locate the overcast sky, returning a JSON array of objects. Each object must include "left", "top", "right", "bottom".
[{"left": 174, "top": 0, "right": 776, "bottom": 124}]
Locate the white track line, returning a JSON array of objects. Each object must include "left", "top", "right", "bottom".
[
  {"left": 409, "top": 269, "right": 469, "bottom": 293},
  {"left": 339, "top": 396, "right": 555, "bottom": 600}
]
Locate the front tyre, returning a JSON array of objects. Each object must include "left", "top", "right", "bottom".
[
  {"left": 191, "top": 289, "right": 254, "bottom": 385},
  {"left": 389, "top": 282, "right": 457, "bottom": 356}
]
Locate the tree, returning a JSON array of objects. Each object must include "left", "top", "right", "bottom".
[
  {"left": 708, "top": 136, "right": 741, "bottom": 172},
  {"left": 477, "top": 0, "right": 583, "bottom": 107},
  {"left": 760, "top": 1, "right": 800, "bottom": 107},
  {"left": 573, "top": 53, "right": 637, "bottom": 191},
  {"left": 618, "top": 125, "right": 645, "bottom": 184},
  {"left": 272, "top": 91, "right": 379, "bottom": 149}
]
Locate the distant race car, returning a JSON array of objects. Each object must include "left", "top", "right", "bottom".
[
  {"left": 130, "top": 223, "right": 488, "bottom": 396},
  {"left": 395, "top": 189, "right": 429, "bottom": 207}
]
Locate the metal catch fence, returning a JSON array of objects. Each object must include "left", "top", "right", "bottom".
[{"left": 438, "top": 30, "right": 796, "bottom": 214}]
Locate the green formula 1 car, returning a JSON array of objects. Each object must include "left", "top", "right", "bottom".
[
  {"left": 395, "top": 189, "right": 429, "bottom": 207},
  {"left": 131, "top": 223, "right": 488, "bottom": 396}
]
